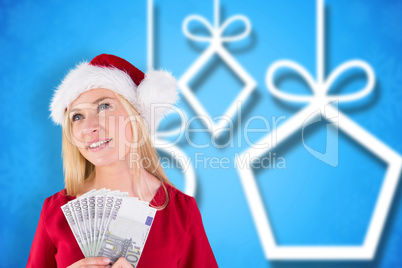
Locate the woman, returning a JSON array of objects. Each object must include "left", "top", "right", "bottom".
[{"left": 27, "top": 54, "right": 218, "bottom": 268}]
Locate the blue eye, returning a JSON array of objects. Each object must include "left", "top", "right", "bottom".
[
  {"left": 98, "top": 103, "right": 110, "bottom": 112},
  {"left": 72, "top": 114, "right": 82, "bottom": 121}
]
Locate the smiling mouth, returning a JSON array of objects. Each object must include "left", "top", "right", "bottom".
[{"left": 88, "top": 138, "right": 112, "bottom": 149}]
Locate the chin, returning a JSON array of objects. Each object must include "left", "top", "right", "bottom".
[
  {"left": 80, "top": 148, "right": 130, "bottom": 167},
  {"left": 79, "top": 150, "right": 115, "bottom": 166},
  {"left": 89, "top": 155, "right": 117, "bottom": 167},
  {"left": 90, "top": 160, "right": 115, "bottom": 167}
]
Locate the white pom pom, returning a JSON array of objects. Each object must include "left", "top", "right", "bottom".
[{"left": 136, "top": 69, "right": 179, "bottom": 136}]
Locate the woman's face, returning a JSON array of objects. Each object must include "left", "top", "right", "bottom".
[{"left": 68, "top": 88, "right": 134, "bottom": 166}]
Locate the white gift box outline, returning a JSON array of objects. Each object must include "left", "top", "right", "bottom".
[
  {"left": 235, "top": 0, "right": 402, "bottom": 261},
  {"left": 178, "top": 0, "right": 257, "bottom": 140},
  {"left": 147, "top": 0, "right": 196, "bottom": 197}
]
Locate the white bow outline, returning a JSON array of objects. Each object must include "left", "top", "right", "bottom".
[
  {"left": 265, "top": 0, "right": 375, "bottom": 166},
  {"left": 237, "top": 0, "right": 402, "bottom": 261},
  {"left": 182, "top": 14, "right": 251, "bottom": 44},
  {"left": 179, "top": 0, "right": 256, "bottom": 139},
  {"left": 267, "top": 60, "right": 375, "bottom": 104},
  {"left": 266, "top": 48, "right": 375, "bottom": 167}
]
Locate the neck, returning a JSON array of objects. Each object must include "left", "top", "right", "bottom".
[{"left": 81, "top": 159, "right": 162, "bottom": 202}]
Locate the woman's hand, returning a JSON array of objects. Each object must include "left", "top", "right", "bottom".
[
  {"left": 111, "top": 257, "right": 134, "bottom": 268},
  {"left": 67, "top": 257, "right": 111, "bottom": 268}
]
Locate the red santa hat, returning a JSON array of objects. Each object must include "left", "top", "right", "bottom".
[{"left": 49, "top": 54, "right": 179, "bottom": 136}]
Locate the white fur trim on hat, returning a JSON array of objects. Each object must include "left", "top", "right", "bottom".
[{"left": 49, "top": 62, "right": 179, "bottom": 137}]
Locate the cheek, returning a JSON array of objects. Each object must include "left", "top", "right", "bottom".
[
  {"left": 122, "top": 119, "right": 133, "bottom": 144},
  {"left": 114, "top": 116, "right": 134, "bottom": 160},
  {"left": 113, "top": 115, "right": 132, "bottom": 146},
  {"left": 77, "top": 146, "right": 88, "bottom": 159},
  {"left": 71, "top": 125, "right": 85, "bottom": 148}
]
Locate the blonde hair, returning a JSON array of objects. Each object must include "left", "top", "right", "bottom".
[{"left": 61, "top": 91, "right": 173, "bottom": 209}]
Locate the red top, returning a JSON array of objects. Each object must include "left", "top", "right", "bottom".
[{"left": 27, "top": 183, "right": 218, "bottom": 268}]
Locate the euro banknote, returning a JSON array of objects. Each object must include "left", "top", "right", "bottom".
[{"left": 61, "top": 189, "right": 156, "bottom": 267}]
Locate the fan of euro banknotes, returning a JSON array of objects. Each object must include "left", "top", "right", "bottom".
[{"left": 61, "top": 189, "right": 157, "bottom": 267}]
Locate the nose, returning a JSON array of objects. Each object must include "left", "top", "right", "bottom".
[{"left": 82, "top": 113, "right": 101, "bottom": 135}]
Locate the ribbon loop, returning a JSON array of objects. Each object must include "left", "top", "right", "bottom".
[
  {"left": 266, "top": 60, "right": 318, "bottom": 103},
  {"left": 324, "top": 60, "right": 375, "bottom": 102},
  {"left": 266, "top": 59, "right": 375, "bottom": 104},
  {"left": 182, "top": 14, "right": 251, "bottom": 44},
  {"left": 182, "top": 15, "right": 215, "bottom": 43},
  {"left": 219, "top": 15, "right": 251, "bottom": 43}
]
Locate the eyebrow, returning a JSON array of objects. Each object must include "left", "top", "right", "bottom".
[{"left": 69, "top": 96, "right": 115, "bottom": 114}]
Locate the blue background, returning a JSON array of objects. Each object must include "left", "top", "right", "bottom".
[{"left": 1, "top": 0, "right": 401, "bottom": 267}]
